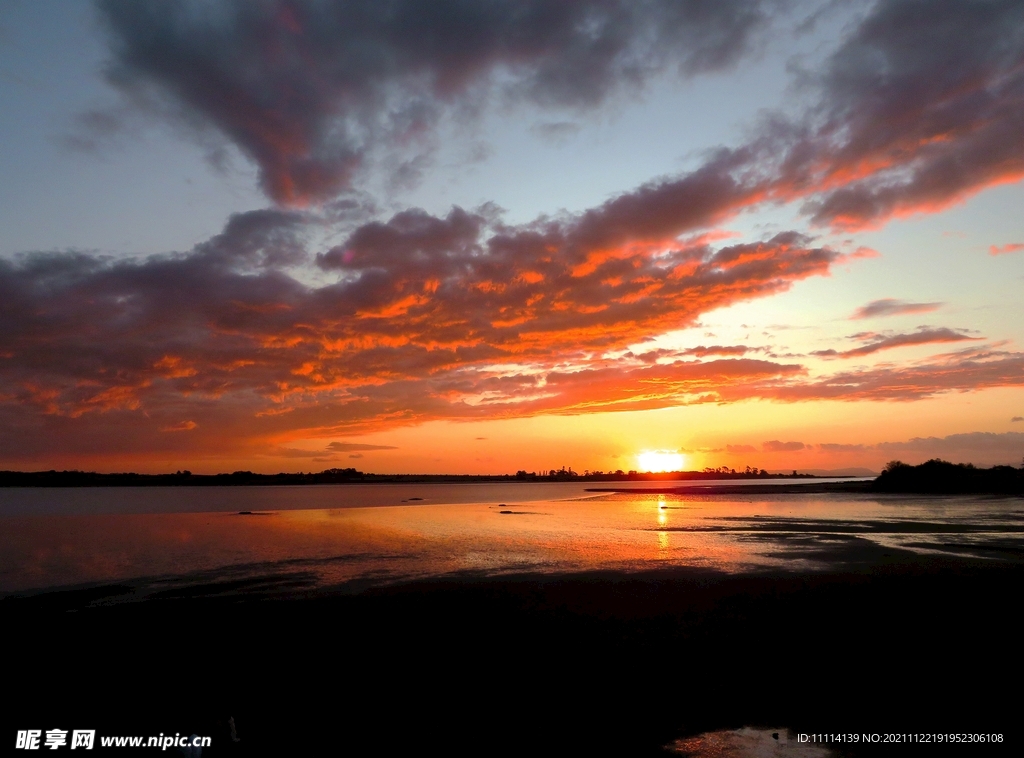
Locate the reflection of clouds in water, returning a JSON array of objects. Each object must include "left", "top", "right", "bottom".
[
  {"left": 2, "top": 492, "right": 1024, "bottom": 595},
  {"left": 669, "top": 727, "right": 833, "bottom": 757}
]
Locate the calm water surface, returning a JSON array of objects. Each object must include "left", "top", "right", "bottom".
[{"left": 2, "top": 480, "right": 1022, "bottom": 595}]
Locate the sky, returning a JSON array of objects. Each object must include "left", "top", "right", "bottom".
[{"left": 1, "top": 0, "right": 1023, "bottom": 475}]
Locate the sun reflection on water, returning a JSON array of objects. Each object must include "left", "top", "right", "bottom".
[{"left": 1, "top": 488, "right": 1022, "bottom": 594}]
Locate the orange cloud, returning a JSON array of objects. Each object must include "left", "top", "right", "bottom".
[
  {"left": 0, "top": 199, "right": 840, "bottom": 464},
  {"left": 160, "top": 421, "right": 198, "bottom": 432},
  {"left": 4, "top": 188, "right": 1023, "bottom": 467}
]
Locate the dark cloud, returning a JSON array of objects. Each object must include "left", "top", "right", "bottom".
[
  {"left": 274, "top": 446, "right": 330, "bottom": 458},
  {"left": 96, "top": 0, "right": 774, "bottom": 205},
  {"left": 193, "top": 208, "right": 311, "bottom": 268},
  {"left": 817, "top": 443, "right": 867, "bottom": 452},
  {"left": 811, "top": 328, "right": 980, "bottom": 359},
  {"left": 622, "top": 348, "right": 678, "bottom": 364},
  {"left": 590, "top": 0, "right": 1024, "bottom": 233},
  {"left": 680, "top": 345, "right": 757, "bottom": 357},
  {"left": 568, "top": 0, "right": 1024, "bottom": 235},
  {"left": 85, "top": 0, "right": 1024, "bottom": 237},
  {"left": 726, "top": 444, "right": 757, "bottom": 453},
  {"left": 763, "top": 440, "right": 805, "bottom": 452},
  {"left": 794, "top": 0, "right": 1024, "bottom": 228},
  {"left": 875, "top": 431, "right": 1024, "bottom": 466},
  {"left": 851, "top": 298, "right": 942, "bottom": 320},
  {"left": 733, "top": 346, "right": 1024, "bottom": 403},
  {"left": 623, "top": 345, "right": 759, "bottom": 362},
  {"left": 723, "top": 433, "right": 1024, "bottom": 467},
  {"left": 326, "top": 442, "right": 398, "bottom": 452},
  {"left": 1011, "top": 417, "right": 1023, "bottom": 423},
  {"left": 501, "top": 0, "right": 1024, "bottom": 236}
]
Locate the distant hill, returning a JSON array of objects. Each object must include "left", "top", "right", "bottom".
[{"left": 871, "top": 459, "right": 1024, "bottom": 494}]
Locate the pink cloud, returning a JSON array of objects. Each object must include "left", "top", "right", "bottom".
[{"left": 990, "top": 243, "right": 1024, "bottom": 256}]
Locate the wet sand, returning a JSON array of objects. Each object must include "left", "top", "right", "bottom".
[{"left": 5, "top": 554, "right": 1021, "bottom": 756}]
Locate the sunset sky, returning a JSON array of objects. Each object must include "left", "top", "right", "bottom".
[{"left": 1, "top": 0, "right": 1023, "bottom": 475}]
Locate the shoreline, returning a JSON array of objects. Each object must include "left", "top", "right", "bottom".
[{"left": 0, "top": 469, "right": 835, "bottom": 488}]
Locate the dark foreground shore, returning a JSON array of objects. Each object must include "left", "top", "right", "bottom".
[{"left": 4, "top": 557, "right": 1021, "bottom": 756}]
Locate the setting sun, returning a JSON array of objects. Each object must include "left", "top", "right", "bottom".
[{"left": 637, "top": 451, "right": 685, "bottom": 473}]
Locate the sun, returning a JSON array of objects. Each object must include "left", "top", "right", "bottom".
[{"left": 637, "top": 450, "right": 685, "bottom": 473}]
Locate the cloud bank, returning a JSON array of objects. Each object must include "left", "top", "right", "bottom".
[
  {"left": 0, "top": 192, "right": 845, "bottom": 460},
  {"left": 96, "top": 0, "right": 774, "bottom": 204},
  {"left": 92, "top": 0, "right": 1024, "bottom": 238},
  {"left": 4, "top": 202, "right": 1023, "bottom": 463}
]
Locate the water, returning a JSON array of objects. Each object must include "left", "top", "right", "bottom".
[
  {"left": 0, "top": 478, "right": 865, "bottom": 516},
  {"left": 2, "top": 481, "right": 1022, "bottom": 595}
]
